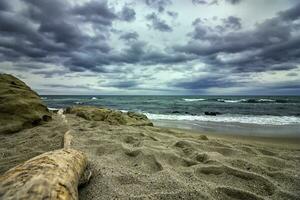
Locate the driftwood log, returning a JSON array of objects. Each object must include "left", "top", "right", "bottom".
[
  {"left": 0, "top": 110, "right": 91, "bottom": 199},
  {"left": 0, "top": 148, "right": 87, "bottom": 199},
  {"left": 64, "top": 130, "right": 73, "bottom": 149}
]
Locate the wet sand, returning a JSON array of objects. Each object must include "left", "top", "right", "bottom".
[{"left": 153, "top": 119, "right": 300, "bottom": 138}]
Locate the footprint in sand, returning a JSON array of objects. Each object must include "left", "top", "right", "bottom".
[{"left": 195, "top": 165, "right": 277, "bottom": 197}]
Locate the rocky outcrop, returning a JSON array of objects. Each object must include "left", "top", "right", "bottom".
[
  {"left": 65, "top": 106, "right": 153, "bottom": 126},
  {"left": 0, "top": 74, "right": 51, "bottom": 134}
]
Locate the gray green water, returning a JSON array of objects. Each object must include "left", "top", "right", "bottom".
[{"left": 42, "top": 95, "right": 300, "bottom": 137}]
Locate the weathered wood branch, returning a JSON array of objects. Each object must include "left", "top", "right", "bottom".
[
  {"left": 64, "top": 130, "right": 73, "bottom": 149},
  {"left": 0, "top": 148, "right": 87, "bottom": 200}
]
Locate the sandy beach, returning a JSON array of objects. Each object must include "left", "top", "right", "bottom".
[
  {"left": 1, "top": 0, "right": 300, "bottom": 198},
  {"left": 0, "top": 114, "right": 68, "bottom": 174},
  {"left": 0, "top": 74, "right": 299, "bottom": 199},
  {"left": 1, "top": 110, "right": 300, "bottom": 199}
]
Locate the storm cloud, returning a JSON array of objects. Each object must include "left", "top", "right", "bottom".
[
  {"left": 174, "top": 3, "right": 300, "bottom": 76},
  {"left": 146, "top": 13, "right": 173, "bottom": 32},
  {"left": 0, "top": 0, "right": 299, "bottom": 95}
]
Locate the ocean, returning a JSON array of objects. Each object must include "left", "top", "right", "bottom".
[{"left": 42, "top": 95, "right": 300, "bottom": 137}]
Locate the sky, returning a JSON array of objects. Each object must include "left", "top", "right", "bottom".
[{"left": 0, "top": 0, "right": 300, "bottom": 95}]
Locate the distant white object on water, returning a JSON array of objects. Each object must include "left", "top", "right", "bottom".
[{"left": 91, "top": 97, "right": 97, "bottom": 100}]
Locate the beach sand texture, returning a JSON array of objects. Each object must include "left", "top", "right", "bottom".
[
  {"left": 1, "top": 112, "right": 300, "bottom": 199},
  {"left": 60, "top": 114, "right": 300, "bottom": 200},
  {"left": 0, "top": 115, "right": 68, "bottom": 174},
  {"left": 1, "top": 75, "right": 299, "bottom": 200}
]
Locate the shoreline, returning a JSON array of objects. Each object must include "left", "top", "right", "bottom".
[
  {"left": 152, "top": 119, "right": 300, "bottom": 138},
  {"left": 1, "top": 111, "right": 300, "bottom": 199},
  {"left": 156, "top": 125, "right": 300, "bottom": 149},
  {"left": 48, "top": 106, "right": 300, "bottom": 138}
]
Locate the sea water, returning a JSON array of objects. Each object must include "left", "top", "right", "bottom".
[{"left": 42, "top": 95, "right": 300, "bottom": 137}]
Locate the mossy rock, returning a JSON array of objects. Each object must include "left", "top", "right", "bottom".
[
  {"left": 199, "top": 135, "right": 209, "bottom": 140},
  {"left": 65, "top": 106, "right": 153, "bottom": 126},
  {"left": 0, "top": 74, "right": 52, "bottom": 134}
]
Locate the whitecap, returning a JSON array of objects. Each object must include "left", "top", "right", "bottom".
[
  {"left": 217, "top": 99, "right": 247, "bottom": 103},
  {"left": 183, "top": 98, "right": 206, "bottom": 102},
  {"left": 144, "top": 113, "right": 300, "bottom": 125},
  {"left": 258, "top": 99, "right": 275, "bottom": 102},
  {"left": 48, "top": 107, "right": 59, "bottom": 111},
  {"left": 91, "top": 97, "right": 97, "bottom": 100}
]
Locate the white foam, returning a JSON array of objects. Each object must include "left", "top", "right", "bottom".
[
  {"left": 258, "top": 99, "right": 275, "bottom": 102},
  {"left": 48, "top": 107, "right": 59, "bottom": 111},
  {"left": 218, "top": 99, "right": 247, "bottom": 103},
  {"left": 144, "top": 113, "right": 300, "bottom": 125},
  {"left": 183, "top": 98, "right": 206, "bottom": 102},
  {"left": 41, "top": 97, "right": 47, "bottom": 100},
  {"left": 91, "top": 97, "right": 97, "bottom": 100},
  {"left": 57, "top": 109, "right": 64, "bottom": 115}
]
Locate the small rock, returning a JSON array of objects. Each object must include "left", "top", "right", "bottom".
[
  {"left": 204, "top": 111, "right": 221, "bottom": 116},
  {"left": 198, "top": 135, "right": 208, "bottom": 140}
]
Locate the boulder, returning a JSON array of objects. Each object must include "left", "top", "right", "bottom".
[
  {"left": 65, "top": 106, "right": 153, "bottom": 126},
  {"left": 0, "top": 74, "right": 51, "bottom": 134}
]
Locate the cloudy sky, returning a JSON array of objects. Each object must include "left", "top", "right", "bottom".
[{"left": 0, "top": 0, "right": 300, "bottom": 95}]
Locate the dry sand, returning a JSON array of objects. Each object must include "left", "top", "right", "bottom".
[
  {"left": 1, "top": 113, "right": 300, "bottom": 199},
  {"left": 64, "top": 114, "right": 300, "bottom": 200},
  {"left": 0, "top": 114, "right": 68, "bottom": 174}
]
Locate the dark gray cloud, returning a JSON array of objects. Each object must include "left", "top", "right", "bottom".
[
  {"left": 225, "top": 0, "right": 242, "bottom": 5},
  {"left": 145, "top": 0, "right": 172, "bottom": 12},
  {"left": 192, "top": 0, "right": 208, "bottom": 5},
  {"left": 222, "top": 16, "right": 242, "bottom": 30},
  {"left": 267, "top": 80, "right": 300, "bottom": 90},
  {"left": 0, "top": 1, "right": 11, "bottom": 11},
  {"left": 119, "top": 32, "right": 139, "bottom": 41},
  {"left": 287, "top": 72, "right": 298, "bottom": 77},
  {"left": 279, "top": 2, "right": 300, "bottom": 20},
  {"left": 172, "top": 75, "right": 239, "bottom": 90},
  {"left": 0, "top": 0, "right": 143, "bottom": 75},
  {"left": 0, "top": 0, "right": 185, "bottom": 77},
  {"left": 102, "top": 80, "right": 139, "bottom": 88},
  {"left": 32, "top": 69, "right": 68, "bottom": 78},
  {"left": 0, "top": 0, "right": 299, "bottom": 94},
  {"left": 43, "top": 84, "right": 92, "bottom": 89},
  {"left": 146, "top": 13, "right": 173, "bottom": 32},
  {"left": 192, "top": 0, "right": 242, "bottom": 5},
  {"left": 73, "top": 1, "right": 116, "bottom": 26},
  {"left": 174, "top": 3, "right": 300, "bottom": 74},
  {"left": 167, "top": 11, "right": 178, "bottom": 18},
  {"left": 119, "top": 6, "right": 136, "bottom": 22},
  {"left": 269, "top": 65, "right": 298, "bottom": 71}
]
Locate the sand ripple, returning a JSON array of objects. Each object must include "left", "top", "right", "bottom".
[{"left": 60, "top": 114, "right": 300, "bottom": 200}]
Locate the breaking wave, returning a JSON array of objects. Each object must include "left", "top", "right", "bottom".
[
  {"left": 183, "top": 98, "right": 206, "bottom": 102},
  {"left": 144, "top": 113, "right": 300, "bottom": 125}
]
